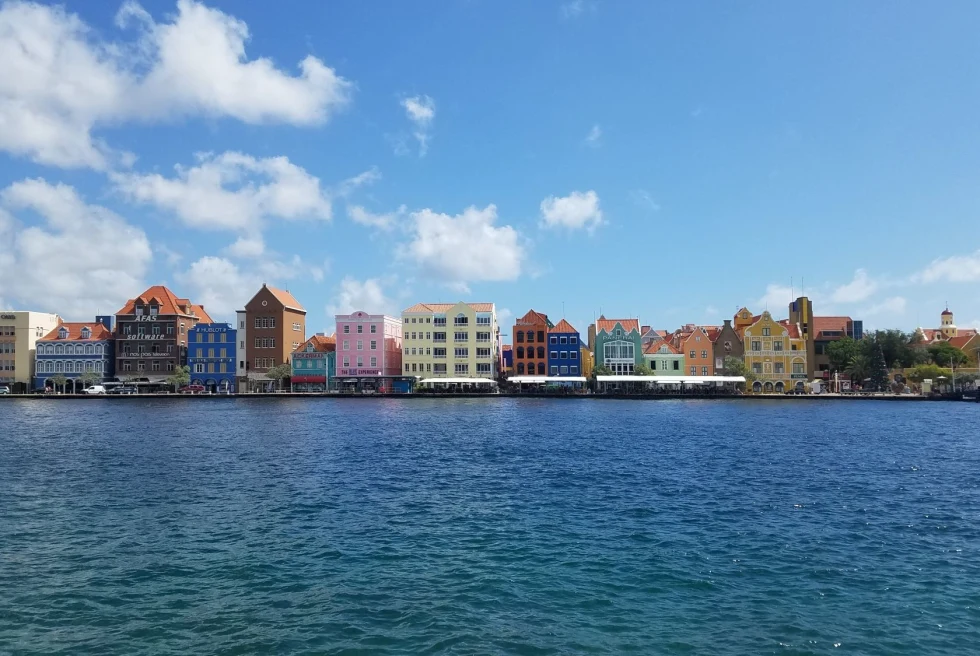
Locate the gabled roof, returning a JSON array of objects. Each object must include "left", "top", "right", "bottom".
[
  {"left": 116, "top": 285, "right": 201, "bottom": 317},
  {"left": 191, "top": 305, "right": 213, "bottom": 324},
  {"left": 948, "top": 334, "right": 979, "bottom": 350},
  {"left": 813, "top": 316, "right": 851, "bottom": 337},
  {"left": 550, "top": 318, "right": 578, "bottom": 334},
  {"left": 265, "top": 286, "right": 305, "bottom": 313},
  {"left": 643, "top": 340, "right": 679, "bottom": 355},
  {"left": 596, "top": 318, "right": 639, "bottom": 334},
  {"left": 403, "top": 302, "right": 494, "bottom": 313},
  {"left": 294, "top": 334, "right": 336, "bottom": 353},
  {"left": 516, "top": 309, "right": 549, "bottom": 325},
  {"left": 705, "top": 326, "right": 722, "bottom": 342},
  {"left": 39, "top": 322, "right": 113, "bottom": 341},
  {"left": 777, "top": 320, "right": 802, "bottom": 339}
]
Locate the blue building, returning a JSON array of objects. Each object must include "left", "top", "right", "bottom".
[
  {"left": 34, "top": 316, "right": 115, "bottom": 392},
  {"left": 187, "top": 323, "right": 236, "bottom": 393},
  {"left": 290, "top": 334, "right": 335, "bottom": 392},
  {"left": 547, "top": 319, "right": 582, "bottom": 377}
]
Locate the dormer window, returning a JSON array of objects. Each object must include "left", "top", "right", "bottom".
[
  {"left": 149, "top": 304, "right": 158, "bottom": 316},
  {"left": 80, "top": 327, "right": 91, "bottom": 339},
  {"left": 135, "top": 304, "right": 144, "bottom": 316},
  {"left": 58, "top": 327, "right": 68, "bottom": 339}
]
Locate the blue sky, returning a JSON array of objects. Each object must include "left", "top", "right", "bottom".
[{"left": 1, "top": 0, "right": 979, "bottom": 337}]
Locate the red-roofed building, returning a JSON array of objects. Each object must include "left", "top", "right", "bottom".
[
  {"left": 242, "top": 283, "right": 307, "bottom": 391},
  {"left": 114, "top": 285, "right": 210, "bottom": 385},
  {"left": 914, "top": 307, "right": 977, "bottom": 345},
  {"left": 592, "top": 315, "right": 643, "bottom": 375},
  {"left": 514, "top": 309, "right": 553, "bottom": 376},
  {"left": 547, "top": 319, "right": 583, "bottom": 377},
  {"left": 34, "top": 317, "right": 115, "bottom": 392}
]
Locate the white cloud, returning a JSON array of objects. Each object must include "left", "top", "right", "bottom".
[
  {"left": 705, "top": 305, "right": 718, "bottom": 316},
  {"left": 497, "top": 307, "right": 513, "bottom": 329},
  {"left": 347, "top": 204, "right": 406, "bottom": 231},
  {"left": 224, "top": 235, "right": 265, "bottom": 258},
  {"left": 0, "top": 0, "right": 351, "bottom": 169},
  {"left": 831, "top": 269, "right": 878, "bottom": 303},
  {"left": 111, "top": 151, "right": 332, "bottom": 232},
  {"left": 916, "top": 250, "right": 980, "bottom": 283},
  {"left": 864, "top": 296, "right": 907, "bottom": 317},
  {"left": 175, "top": 252, "right": 311, "bottom": 321},
  {"left": 561, "top": 0, "right": 587, "bottom": 19},
  {"left": 540, "top": 190, "right": 604, "bottom": 232},
  {"left": 400, "top": 94, "right": 435, "bottom": 156},
  {"left": 0, "top": 179, "right": 151, "bottom": 318},
  {"left": 326, "top": 277, "right": 396, "bottom": 317},
  {"left": 402, "top": 204, "right": 525, "bottom": 288},
  {"left": 630, "top": 189, "right": 661, "bottom": 212},
  {"left": 585, "top": 124, "right": 602, "bottom": 146},
  {"left": 755, "top": 283, "right": 795, "bottom": 311},
  {"left": 334, "top": 166, "right": 381, "bottom": 198}
]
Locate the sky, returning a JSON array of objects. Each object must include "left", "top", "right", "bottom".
[{"left": 1, "top": 0, "right": 979, "bottom": 339}]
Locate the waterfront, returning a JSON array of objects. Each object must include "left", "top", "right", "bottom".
[{"left": 2, "top": 400, "right": 979, "bottom": 654}]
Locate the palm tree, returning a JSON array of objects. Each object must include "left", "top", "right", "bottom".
[{"left": 846, "top": 354, "right": 872, "bottom": 383}]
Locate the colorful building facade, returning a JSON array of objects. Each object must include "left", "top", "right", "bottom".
[
  {"left": 712, "top": 319, "right": 744, "bottom": 373},
  {"left": 643, "top": 339, "right": 684, "bottom": 374},
  {"left": 513, "top": 309, "right": 552, "bottom": 377},
  {"left": 34, "top": 318, "right": 115, "bottom": 391},
  {"left": 187, "top": 323, "right": 236, "bottom": 393},
  {"left": 593, "top": 317, "right": 642, "bottom": 375},
  {"left": 335, "top": 311, "right": 403, "bottom": 391},
  {"left": 547, "top": 319, "right": 582, "bottom": 376},
  {"left": 0, "top": 310, "right": 62, "bottom": 393},
  {"left": 242, "top": 284, "right": 306, "bottom": 391},
  {"left": 673, "top": 325, "right": 714, "bottom": 376},
  {"left": 291, "top": 334, "right": 336, "bottom": 392},
  {"left": 743, "top": 311, "right": 807, "bottom": 393},
  {"left": 401, "top": 302, "right": 499, "bottom": 379}
]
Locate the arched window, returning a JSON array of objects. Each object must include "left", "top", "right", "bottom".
[
  {"left": 516, "top": 331, "right": 524, "bottom": 343},
  {"left": 526, "top": 331, "right": 534, "bottom": 343},
  {"left": 516, "top": 346, "right": 525, "bottom": 359},
  {"left": 67, "top": 344, "right": 76, "bottom": 355},
  {"left": 85, "top": 344, "right": 93, "bottom": 355},
  {"left": 517, "top": 363, "right": 525, "bottom": 375},
  {"left": 537, "top": 362, "right": 546, "bottom": 375},
  {"left": 66, "top": 361, "right": 74, "bottom": 373},
  {"left": 94, "top": 344, "right": 102, "bottom": 355},
  {"left": 85, "top": 361, "right": 94, "bottom": 372},
  {"left": 95, "top": 361, "right": 103, "bottom": 373},
  {"left": 55, "top": 361, "right": 63, "bottom": 372},
  {"left": 537, "top": 346, "right": 545, "bottom": 359},
  {"left": 55, "top": 344, "right": 64, "bottom": 355}
]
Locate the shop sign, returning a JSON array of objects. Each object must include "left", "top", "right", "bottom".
[
  {"left": 127, "top": 334, "right": 167, "bottom": 340},
  {"left": 0, "top": 314, "right": 15, "bottom": 320},
  {"left": 338, "top": 368, "right": 380, "bottom": 376}
]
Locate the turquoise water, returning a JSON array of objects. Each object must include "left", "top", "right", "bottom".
[{"left": 1, "top": 399, "right": 979, "bottom": 655}]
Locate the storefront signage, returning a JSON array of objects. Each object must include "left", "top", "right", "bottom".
[
  {"left": 790, "top": 373, "right": 808, "bottom": 380},
  {"left": 338, "top": 368, "right": 381, "bottom": 376},
  {"left": 123, "top": 353, "right": 169, "bottom": 358},
  {"left": 128, "top": 316, "right": 167, "bottom": 322},
  {"left": 291, "top": 375, "right": 326, "bottom": 383},
  {"left": 0, "top": 314, "right": 15, "bottom": 320},
  {"left": 293, "top": 352, "right": 323, "bottom": 360},
  {"left": 195, "top": 326, "right": 226, "bottom": 333},
  {"left": 126, "top": 334, "right": 167, "bottom": 340}
]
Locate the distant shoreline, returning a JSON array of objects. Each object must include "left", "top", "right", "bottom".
[{"left": 0, "top": 393, "right": 970, "bottom": 402}]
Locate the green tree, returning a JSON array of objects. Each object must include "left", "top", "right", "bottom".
[
  {"left": 633, "top": 363, "right": 654, "bottom": 376},
  {"left": 907, "top": 363, "right": 952, "bottom": 383},
  {"left": 79, "top": 371, "right": 101, "bottom": 389},
  {"left": 594, "top": 365, "right": 612, "bottom": 376},
  {"left": 50, "top": 373, "right": 68, "bottom": 394},
  {"left": 867, "top": 345, "right": 889, "bottom": 392},
  {"left": 167, "top": 365, "right": 190, "bottom": 392},
  {"left": 826, "top": 337, "right": 859, "bottom": 373},
  {"left": 846, "top": 354, "right": 871, "bottom": 382},
  {"left": 722, "top": 356, "right": 754, "bottom": 380},
  {"left": 927, "top": 342, "right": 969, "bottom": 367},
  {"left": 266, "top": 363, "right": 293, "bottom": 391}
]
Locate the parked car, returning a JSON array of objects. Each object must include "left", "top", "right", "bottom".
[
  {"left": 0, "top": 385, "right": 10, "bottom": 395},
  {"left": 108, "top": 386, "right": 138, "bottom": 395},
  {"left": 83, "top": 385, "right": 107, "bottom": 395},
  {"left": 179, "top": 385, "right": 207, "bottom": 395}
]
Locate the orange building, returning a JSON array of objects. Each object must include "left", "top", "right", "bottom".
[
  {"left": 672, "top": 325, "right": 715, "bottom": 376},
  {"left": 513, "top": 309, "right": 552, "bottom": 376}
]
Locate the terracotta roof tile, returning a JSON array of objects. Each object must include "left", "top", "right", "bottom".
[
  {"left": 266, "top": 286, "right": 305, "bottom": 312},
  {"left": 293, "top": 334, "right": 336, "bottom": 353},
  {"left": 116, "top": 285, "right": 202, "bottom": 317},
  {"left": 402, "top": 302, "right": 494, "bottom": 313},
  {"left": 705, "top": 326, "right": 722, "bottom": 342},
  {"left": 39, "top": 322, "right": 113, "bottom": 341},
  {"left": 191, "top": 305, "right": 213, "bottom": 324},
  {"left": 550, "top": 318, "right": 578, "bottom": 333},
  {"left": 596, "top": 318, "right": 639, "bottom": 334},
  {"left": 516, "top": 309, "right": 549, "bottom": 325},
  {"left": 948, "top": 334, "right": 979, "bottom": 349},
  {"left": 812, "top": 316, "right": 851, "bottom": 336},
  {"left": 643, "top": 340, "right": 680, "bottom": 355}
]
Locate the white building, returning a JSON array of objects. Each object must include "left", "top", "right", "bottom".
[{"left": 0, "top": 310, "right": 62, "bottom": 393}]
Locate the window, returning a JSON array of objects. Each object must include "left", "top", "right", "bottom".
[
  {"left": 695, "top": 334, "right": 701, "bottom": 342},
  {"left": 516, "top": 347, "right": 525, "bottom": 359},
  {"left": 691, "top": 366, "right": 697, "bottom": 375},
  {"left": 454, "top": 331, "right": 468, "bottom": 342},
  {"left": 208, "top": 348, "right": 215, "bottom": 358},
  {"left": 357, "top": 325, "right": 363, "bottom": 334},
  {"left": 454, "top": 347, "right": 469, "bottom": 358},
  {"left": 560, "top": 366, "right": 568, "bottom": 374},
  {"left": 773, "top": 341, "right": 783, "bottom": 352},
  {"left": 122, "top": 361, "right": 130, "bottom": 372},
  {"left": 342, "top": 325, "right": 350, "bottom": 334},
  {"left": 293, "top": 322, "right": 301, "bottom": 331},
  {"left": 537, "top": 331, "right": 545, "bottom": 342},
  {"left": 343, "top": 340, "right": 349, "bottom": 351},
  {"left": 434, "top": 317, "right": 446, "bottom": 327},
  {"left": 370, "top": 357, "right": 377, "bottom": 367},
  {"left": 537, "top": 363, "right": 546, "bottom": 375},
  {"left": 550, "top": 336, "right": 558, "bottom": 344},
  {"left": 255, "top": 317, "right": 262, "bottom": 328},
  {"left": 434, "top": 332, "right": 446, "bottom": 342},
  {"left": 357, "top": 357, "right": 363, "bottom": 367},
  {"left": 426, "top": 348, "right": 431, "bottom": 355},
  {"left": 269, "top": 318, "right": 276, "bottom": 328},
  {"left": 762, "top": 327, "right": 771, "bottom": 336},
  {"left": 476, "top": 316, "right": 491, "bottom": 325},
  {"left": 793, "top": 362, "right": 805, "bottom": 374},
  {"left": 370, "top": 325, "right": 377, "bottom": 334},
  {"left": 477, "top": 348, "right": 491, "bottom": 358},
  {"left": 774, "top": 362, "right": 784, "bottom": 374},
  {"left": 411, "top": 348, "right": 417, "bottom": 355},
  {"left": 673, "top": 360, "right": 679, "bottom": 370},
  {"left": 137, "top": 361, "right": 145, "bottom": 372},
  {"left": 357, "top": 340, "right": 363, "bottom": 350},
  {"left": 526, "top": 331, "right": 534, "bottom": 343},
  {"left": 570, "top": 351, "right": 577, "bottom": 360},
  {"left": 455, "top": 363, "right": 469, "bottom": 374},
  {"left": 516, "top": 331, "right": 524, "bottom": 343},
  {"left": 751, "top": 340, "right": 762, "bottom": 352},
  {"left": 571, "top": 366, "right": 578, "bottom": 374},
  {"left": 476, "top": 332, "right": 490, "bottom": 342},
  {"left": 551, "top": 350, "right": 558, "bottom": 359},
  {"left": 752, "top": 362, "right": 762, "bottom": 374},
  {"left": 551, "top": 366, "right": 559, "bottom": 375},
  {"left": 517, "top": 363, "right": 525, "bottom": 374},
  {"left": 291, "top": 343, "right": 298, "bottom": 351},
  {"left": 690, "top": 350, "right": 696, "bottom": 359},
  {"left": 195, "top": 363, "right": 205, "bottom": 373},
  {"left": 571, "top": 336, "right": 578, "bottom": 345},
  {"left": 434, "top": 363, "right": 447, "bottom": 374},
  {"left": 701, "top": 366, "right": 708, "bottom": 376},
  {"left": 411, "top": 332, "right": 416, "bottom": 340},
  {"left": 343, "top": 357, "right": 350, "bottom": 367},
  {"left": 197, "top": 348, "right": 204, "bottom": 358},
  {"left": 701, "top": 350, "right": 707, "bottom": 359},
  {"left": 454, "top": 315, "right": 469, "bottom": 326},
  {"left": 537, "top": 346, "right": 545, "bottom": 359},
  {"left": 167, "top": 324, "right": 174, "bottom": 335},
  {"left": 370, "top": 340, "right": 377, "bottom": 350},
  {"left": 476, "top": 363, "right": 491, "bottom": 374},
  {"left": 434, "top": 348, "right": 446, "bottom": 358},
  {"left": 426, "top": 332, "right": 431, "bottom": 340}
]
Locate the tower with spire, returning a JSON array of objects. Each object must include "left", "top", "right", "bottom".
[{"left": 941, "top": 306, "right": 956, "bottom": 339}]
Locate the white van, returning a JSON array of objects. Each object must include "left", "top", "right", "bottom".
[{"left": 84, "top": 385, "right": 107, "bottom": 395}]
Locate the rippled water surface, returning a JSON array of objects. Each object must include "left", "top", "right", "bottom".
[{"left": 2, "top": 399, "right": 980, "bottom": 655}]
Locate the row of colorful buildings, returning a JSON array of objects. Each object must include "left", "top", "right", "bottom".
[{"left": 1, "top": 285, "right": 976, "bottom": 394}]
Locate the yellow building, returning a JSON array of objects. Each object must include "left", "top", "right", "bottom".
[
  {"left": 401, "top": 302, "right": 499, "bottom": 379},
  {"left": 579, "top": 346, "right": 594, "bottom": 379},
  {"left": 0, "top": 310, "right": 62, "bottom": 393},
  {"left": 743, "top": 311, "right": 807, "bottom": 393}
]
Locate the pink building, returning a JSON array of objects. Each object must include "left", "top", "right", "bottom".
[{"left": 334, "top": 311, "right": 403, "bottom": 392}]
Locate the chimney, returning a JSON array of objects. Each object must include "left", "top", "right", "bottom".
[{"left": 723, "top": 319, "right": 732, "bottom": 328}]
